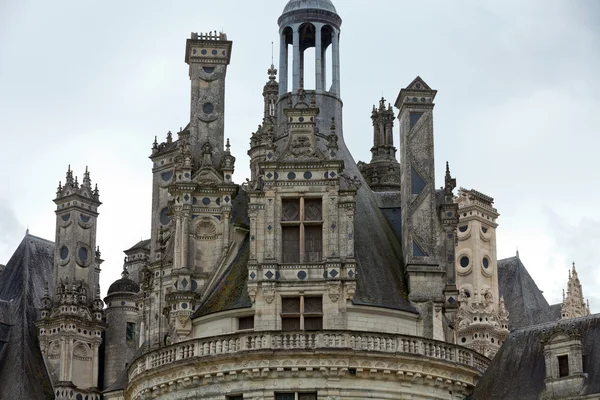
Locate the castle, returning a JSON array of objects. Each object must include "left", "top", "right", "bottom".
[{"left": 0, "top": 1, "right": 597, "bottom": 399}]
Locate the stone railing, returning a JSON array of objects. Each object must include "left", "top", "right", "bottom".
[{"left": 129, "top": 330, "right": 490, "bottom": 381}]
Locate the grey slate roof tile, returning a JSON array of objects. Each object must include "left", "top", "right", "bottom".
[{"left": 0, "top": 233, "right": 55, "bottom": 400}]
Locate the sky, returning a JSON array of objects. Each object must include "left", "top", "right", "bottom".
[{"left": 1, "top": 0, "right": 599, "bottom": 311}]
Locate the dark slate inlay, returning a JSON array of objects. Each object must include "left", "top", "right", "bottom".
[
  {"left": 265, "top": 270, "right": 274, "bottom": 280},
  {"left": 202, "top": 197, "right": 211, "bottom": 205},
  {"left": 267, "top": 225, "right": 273, "bottom": 232},
  {"left": 250, "top": 235, "right": 255, "bottom": 241},
  {"left": 266, "top": 172, "right": 273, "bottom": 179},
  {"left": 161, "top": 171, "right": 173, "bottom": 181},
  {"left": 184, "top": 172, "right": 190, "bottom": 178},
  {"left": 250, "top": 271, "right": 256, "bottom": 280},
  {"left": 216, "top": 198, "right": 221, "bottom": 206},
  {"left": 182, "top": 303, "right": 188, "bottom": 309},
  {"left": 275, "top": 271, "right": 281, "bottom": 280},
  {"left": 121, "top": 301, "right": 126, "bottom": 306},
  {"left": 287, "top": 172, "right": 296, "bottom": 180},
  {"left": 267, "top": 153, "right": 273, "bottom": 159},
  {"left": 330, "top": 223, "right": 336, "bottom": 231},
  {"left": 182, "top": 278, "right": 188, "bottom": 289},
  {"left": 224, "top": 196, "right": 230, "bottom": 202},
  {"left": 211, "top": 49, "right": 217, "bottom": 55},
  {"left": 409, "top": 112, "right": 424, "bottom": 129},
  {"left": 193, "top": 197, "right": 198, "bottom": 205},
  {"left": 348, "top": 270, "right": 355, "bottom": 278},
  {"left": 297, "top": 270, "right": 307, "bottom": 280},
  {"left": 482, "top": 257, "right": 489, "bottom": 269},
  {"left": 60, "top": 246, "right": 69, "bottom": 260},
  {"left": 201, "top": 49, "right": 207, "bottom": 55},
  {"left": 225, "top": 174, "right": 231, "bottom": 180},
  {"left": 192, "top": 280, "right": 198, "bottom": 291},
  {"left": 160, "top": 207, "right": 171, "bottom": 225},
  {"left": 203, "top": 102, "right": 214, "bottom": 114},
  {"left": 413, "top": 242, "right": 426, "bottom": 257},
  {"left": 411, "top": 167, "right": 427, "bottom": 195},
  {"left": 448, "top": 296, "right": 456, "bottom": 304},
  {"left": 329, "top": 269, "right": 338, "bottom": 278},
  {"left": 184, "top": 194, "right": 190, "bottom": 202},
  {"left": 78, "top": 247, "right": 88, "bottom": 262},
  {"left": 304, "top": 171, "right": 312, "bottom": 179},
  {"left": 460, "top": 256, "right": 470, "bottom": 268},
  {"left": 274, "top": 172, "right": 279, "bottom": 179},
  {"left": 330, "top": 171, "right": 336, "bottom": 178}
]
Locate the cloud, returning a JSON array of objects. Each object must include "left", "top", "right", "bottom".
[{"left": 0, "top": 199, "right": 25, "bottom": 264}]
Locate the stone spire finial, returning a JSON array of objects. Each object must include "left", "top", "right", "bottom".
[
  {"left": 166, "top": 131, "right": 173, "bottom": 144},
  {"left": 82, "top": 166, "right": 91, "bottom": 188},
  {"left": 225, "top": 138, "right": 231, "bottom": 153},
  {"left": 561, "top": 262, "right": 590, "bottom": 320},
  {"left": 444, "top": 161, "right": 456, "bottom": 196},
  {"left": 121, "top": 265, "right": 130, "bottom": 280},
  {"left": 65, "top": 165, "right": 74, "bottom": 185}
]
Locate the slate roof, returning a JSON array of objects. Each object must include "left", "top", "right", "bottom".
[
  {"left": 0, "top": 233, "right": 55, "bottom": 400},
  {"left": 497, "top": 255, "right": 560, "bottom": 329},
  {"left": 470, "top": 314, "right": 600, "bottom": 399},
  {"left": 124, "top": 239, "right": 150, "bottom": 253},
  {"left": 193, "top": 237, "right": 251, "bottom": 318}
]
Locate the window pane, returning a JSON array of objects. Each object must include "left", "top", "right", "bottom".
[
  {"left": 276, "top": 394, "right": 295, "bottom": 400},
  {"left": 282, "top": 199, "right": 300, "bottom": 221},
  {"left": 304, "top": 225, "right": 322, "bottom": 262},
  {"left": 238, "top": 316, "right": 254, "bottom": 330},
  {"left": 304, "top": 317, "right": 322, "bottom": 331},
  {"left": 304, "top": 199, "right": 322, "bottom": 221},
  {"left": 126, "top": 322, "right": 136, "bottom": 341},
  {"left": 282, "top": 226, "right": 300, "bottom": 263},
  {"left": 304, "top": 297, "right": 322, "bottom": 313},
  {"left": 299, "top": 394, "right": 317, "bottom": 400},
  {"left": 282, "top": 317, "right": 301, "bottom": 331},
  {"left": 558, "top": 355, "right": 569, "bottom": 377},
  {"left": 282, "top": 298, "right": 300, "bottom": 314}
]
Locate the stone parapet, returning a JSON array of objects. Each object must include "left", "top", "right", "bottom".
[{"left": 126, "top": 330, "right": 488, "bottom": 399}]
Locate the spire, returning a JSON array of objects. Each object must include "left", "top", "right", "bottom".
[
  {"left": 82, "top": 166, "right": 91, "bottom": 188},
  {"left": 121, "top": 265, "right": 130, "bottom": 280},
  {"left": 65, "top": 164, "right": 74, "bottom": 186},
  {"left": 561, "top": 262, "right": 590, "bottom": 320}
]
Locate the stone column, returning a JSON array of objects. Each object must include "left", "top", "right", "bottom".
[
  {"left": 279, "top": 32, "right": 288, "bottom": 96},
  {"left": 332, "top": 29, "right": 341, "bottom": 95},
  {"left": 315, "top": 23, "right": 323, "bottom": 91},
  {"left": 92, "top": 343, "right": 99, "bottom": 387},
  {"left": 292, "top": 26, "right": 300, "bottom": 91},
  {"left": 182, "top": 211, "right": 189, "bottom": 269}
]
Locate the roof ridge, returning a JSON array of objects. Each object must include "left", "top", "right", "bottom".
[{"left": 24, "top": 232, "right": 54, "bottom": 246}]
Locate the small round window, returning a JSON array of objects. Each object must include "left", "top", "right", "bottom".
[
  {"left": 482, "top": 226, "right": 488, "bottom": 234},
  {"left": 482, "top": 257, "right": 490, "bottom": 269},
  {"left": 202, "top": 102, "right": 214, "bottom": 114},
  {"left": 458, "top": 225, "right": 468, "bottom": 233},
  {"left": 459, "top": 256, "right": 470, "bottom": 268}
]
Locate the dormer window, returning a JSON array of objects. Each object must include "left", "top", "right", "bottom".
[{"left": 281, "top": 198, "right": 322, "bottom": 263}]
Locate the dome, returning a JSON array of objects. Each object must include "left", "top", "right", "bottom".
[
  {"left": 282, "top": 0, "right": 337, "bottom": 15},
  {"left": 107, "top": 267, "right": 140, "bottom": 295}
]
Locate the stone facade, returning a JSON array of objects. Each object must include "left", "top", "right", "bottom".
[{"left": 19, "top": 1, "right": 598, "bottom": 400}]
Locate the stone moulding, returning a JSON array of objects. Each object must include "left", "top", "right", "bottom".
[{"left": 126, "top": 330, "right": 488, "bottom": 399}]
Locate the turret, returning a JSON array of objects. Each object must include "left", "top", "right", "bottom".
[
  {"left": 103, "top": 265, "right": 141, "bottom": 389},
  {"left": 36, "top": 166, "right": 105, "bottom": 399},
  {"left": 357, "top": 97, "right": 401, "bottom": 191},
  {"left": 454, "top": 188, "right": 508, "bottom": 358}
]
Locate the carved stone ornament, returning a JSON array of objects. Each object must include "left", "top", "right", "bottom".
[
  {"left": 248, "top": 285, "right": 258, "bottom": 303},
  {"left": 346, "top": 282, "right": 356, "bottom": 300},
  {"left": 328, "top": 283, "right": 341, "bottom": 302},
  {"left": 262, "top": 284, "right": 275, "bottom": 304},
  {"left": 290, "top": 135, "right": 317, "bottom": 158}
]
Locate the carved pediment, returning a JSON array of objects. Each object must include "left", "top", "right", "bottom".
[{"left": 192, "top": 167, "right": 223, "bottom": 186}]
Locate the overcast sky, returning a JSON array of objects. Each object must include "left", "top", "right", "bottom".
[{"left": 1, "top": 0, "right": 599, "bottom": 311}]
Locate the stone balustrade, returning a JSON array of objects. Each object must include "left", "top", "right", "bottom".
[{"left": 129, "top": 330, "right": 489, "bottom": 381}]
